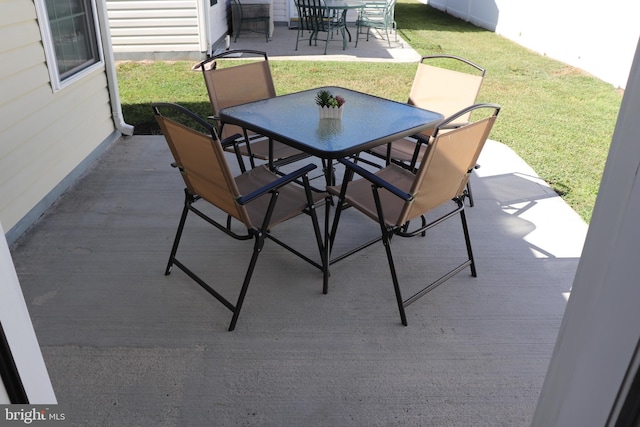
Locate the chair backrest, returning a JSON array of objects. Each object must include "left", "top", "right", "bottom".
[
  {"left": 152, "top": 102, "right": 253, "bottom": 228},
  {"left": 231, "top": 0, "right": 244, "bottom": 22},
  {"left": 397, "top": 104, "right": 500, "bottom": 225},
  {"left": 295, "top": 0, "right": 329, "bottom": 32},
  {"left": 359, "top": 0, "right": 396, "bottom": 27},
  {"left": 198, "top": 50, "right": 276, "bottom": 140},
  {"left": 232, "top": 0, "right": 270, "bottom": 21},
  {"left": 408, "top": 55, "right": 485, "bottom": 128}
]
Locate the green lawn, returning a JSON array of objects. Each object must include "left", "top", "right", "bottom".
[{"left": 117, "top": 1, "right": 623, "bottom": 222}]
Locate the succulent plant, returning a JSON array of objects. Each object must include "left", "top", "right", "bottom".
[{"left": 315, "top": 90, "right": 345, "bottom": 108}]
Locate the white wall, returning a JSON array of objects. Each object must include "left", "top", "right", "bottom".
[
  {"left": 427, "top": 0, "right": 640, "bottom": 89},
  {"left": 531, "top": 38, "right": 640, "bottom": 426},
  {"left": 1, "top": 0, "right": 118, "bottom": 243},
  {"left": 207, "top": 0, "right": 230, "bottom": 51},
  {"left": 106, "top": 0, "right": 200, "bottom": 52},
  {"left": 0, "top": 221, "right": 56, "bottom": 404}
]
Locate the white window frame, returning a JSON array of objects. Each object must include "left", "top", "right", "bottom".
[{"left": 34, "top": 0, "right": 105, "bottom": 92}]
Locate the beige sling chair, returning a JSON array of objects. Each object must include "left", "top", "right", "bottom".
[
  {"left": 329, "top": 104, "right": 500, "bottom": 326},
  {"left": 196, "top": 50, "right": 308, "bottom": 172},
  {"left": 152, "top": 103, "right": 327, "bottom": 331},
  {"left": 368, "top": 55, "right": 486, "bottom": 205}
]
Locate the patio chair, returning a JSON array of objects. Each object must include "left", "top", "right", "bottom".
[
  {"left": 329, "top": 104, "right": 501, "bottom": 326},
  {"left": 231, "top": 0, "right": 270, "bottom": 42},
  {"left": 196, "top": 50, "right": 307, "bottom": 171},
  {"left": 368, "top": 55, "right": 486, "bottom": 205},
  {"left": 294, "top": 0, "right": 347, "bottom": 55},
  {"left": 152, "top": 102, "right": 327, "bottom": 331},
  {"left": 355, "top": 0, "right": 398, "bottom": 48}
]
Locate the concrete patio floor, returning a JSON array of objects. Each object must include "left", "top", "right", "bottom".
[
  {"left": 10, "top": 133, "right": 587, "bottom": 426},
  {"left": 8, "top": 18, "right": 590, "bottom": 427}
]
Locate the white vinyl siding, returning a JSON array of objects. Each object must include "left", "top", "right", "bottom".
[
  {"left": 106, "top": 0, "right": 202, "bottom": 53},
  {"left": 0, "top": 0, "right": 114, "bottom": 235},
  {"left": 428, "top": 0, "right": 639, "bottom": 89},
  {"left": 273, "top": 0, "right": 286, "bottom": 23}
]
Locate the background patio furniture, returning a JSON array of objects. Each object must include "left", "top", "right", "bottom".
[
  {"left": 355, "top": 0, "right": 397, "bottom": 48},
  {"left": 231, "top": 0, "right": 273, "bottom": 42},
  {"left": 294, "top": 0, "right": 348, "bottom": 54}
]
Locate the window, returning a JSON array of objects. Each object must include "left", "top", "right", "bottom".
[{"left": 35, "top": 0, "right": 104, "bottom": 91}]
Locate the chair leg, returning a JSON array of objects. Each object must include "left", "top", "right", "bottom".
[
  {"left": 323, "top": 195, "right": 331, "bottom": 294},
  {"left": 165, "top": 191, "right": 192, "bottom": 275},
  {"left": 465, "top": 164, "right": 480, "bottom": 207},
  {"left": 264, "top": 18, "right": 269, "bottom": 42},
  {"left": 301, "top": 174, "right": 329, "bottom": 295},
  {"left": 228, "top": 234, "right": 264, "bottom": 331},
  {"left": 323, "top": 28, "right": 330, "bottom": 54},
  {"left": 372, "top": 187, "right": 408, "bottom": 326},
  {"left": 465, "top": 181, "right": 474, "bottom": 207},
  {"left": 459, "top": 208, "right": 477, "bottom": 277},
  {"left": 328, "top": 167, "right": 355, "bottom": 254},
  {"left": 381, "top": 227, "right": 408, "bottom": 326}
]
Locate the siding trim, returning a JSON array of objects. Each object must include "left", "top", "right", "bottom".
[{"left": 5, "top": 131, "right": 121, "bottom": 246}]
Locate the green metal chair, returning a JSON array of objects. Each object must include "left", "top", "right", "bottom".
[
  {"left": 231, "top": 0, "right": 271, "bottom": 42},
  {"left": 355, "top": 0, "right": 397, "bottom": 48},
  {"left": 294, "top": 0, "right": 347, "bottom": 54}
]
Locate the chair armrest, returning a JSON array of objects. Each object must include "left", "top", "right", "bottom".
[
  {"left": 220, "top": 133, "right": 242, "bottom": 149},
  {"left": 337, "top": 158, "right": 413, "bottom": 201},
  {"left": 237, "top": 163, "right": 318, "bottom": 205}
]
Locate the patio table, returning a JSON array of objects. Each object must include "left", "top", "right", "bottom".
[
  {"left": 219, "top": 86, "right": 443, "bottom": 178},
  {"left": 220, "top": 86, "right": 443, "bottom": 291}
]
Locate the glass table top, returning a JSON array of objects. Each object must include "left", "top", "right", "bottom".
[
  {"left": 219, "top": 86, "right": 444, "bottom": 158},
  {"left": 322, "top": 0, "right": 365, "bottom": 9}
]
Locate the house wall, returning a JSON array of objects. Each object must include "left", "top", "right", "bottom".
[
  {"left": 275, "top": 0, "right": 288, "bottom": 23},
  {"left": 0, "top": 0, "right": 117, "bottom": 242},
  {"left": 106, "top": 0, "right": 229, "bottom": 60},
  {"left": 207, "top": 0, "right": 231, "bottom": 53},
  {"left": 532, "top": 38, "right": 640, "bottom": 426},
  {"left": 427, "top": 0, "right": 640, "bottom": 89}
]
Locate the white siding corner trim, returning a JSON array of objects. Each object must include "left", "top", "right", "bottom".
[{"left": 0, "top": 221, "right": 57, "bottom": 404}]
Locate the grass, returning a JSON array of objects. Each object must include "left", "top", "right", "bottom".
[{"left": 117, "top": 0, "right": 623, "bottom": 222}]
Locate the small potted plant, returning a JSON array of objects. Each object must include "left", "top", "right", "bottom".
[{"left": 315, "top": 89, "right": 346, "bottom": 119}]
